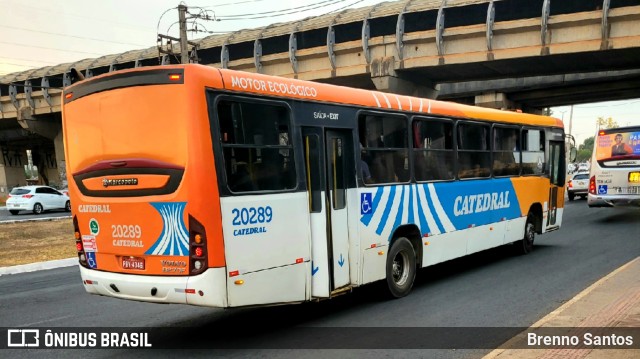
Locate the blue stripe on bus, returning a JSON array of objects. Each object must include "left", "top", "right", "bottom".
[
  {"left": 389, "top": 186, "right": 406, "bottom": 241},
  {"left": 407, "top": 184, "right": 415, "bottom": 225},
  {"left": 415, "top": 185, "right": 431, "bottom": 236},
  {"left": 360, "top": 186, "right": 384, "bottom": 226},
  {"left": 376, "top": 185, "right": 397, "bottom": 235},
  {"left": 361, "top": 179, "right": 522, "bottom": 238},
  {"left": 432, "top": 179, "right": 520, "bottom": 229},
  {"left": 423, "top": 184, "right": 446, "bottom": 234}
]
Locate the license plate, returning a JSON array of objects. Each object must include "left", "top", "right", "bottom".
[
  {"left": 629, "top": 172, "right": 640, "bottom": 183},
  {"left": 122, "top": 257, "right": 145, "bottom": 270}
]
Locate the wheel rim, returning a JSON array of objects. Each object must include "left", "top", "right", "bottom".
[
  {"left": 66, "top": 201, "right": 71, "bottom": 211},
  {"left": 35, "top": 204, "right": 42, "bottom": 213},
  {"left": 392, "top": 250, "right": 410, "bottom": 286}
]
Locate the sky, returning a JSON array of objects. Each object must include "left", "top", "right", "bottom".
[{"left": 1, "top": 0, "right": 638, "bottom": 146}]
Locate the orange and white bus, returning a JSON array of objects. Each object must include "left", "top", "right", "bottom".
[{"left": 62, "top": 64, "right": 567, "bottom": 307}]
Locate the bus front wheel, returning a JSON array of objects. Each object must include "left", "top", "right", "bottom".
[
  {"left": 385, "top": 237, "right": 416, "bottom": 298},
  {"left": 515, "top": 213, "right": 536, "bottom": 255}
]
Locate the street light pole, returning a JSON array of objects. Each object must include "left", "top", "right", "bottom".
[{"left": 568, "top": 105, "right": 574, "bottom": 136}]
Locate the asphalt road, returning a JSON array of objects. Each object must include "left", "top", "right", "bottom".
[
  {"left": 0, "top": 207, "right": 71, "bottom": 222},
  {"left": 1, "top": 198, "right": 639, "bottom": 358}
]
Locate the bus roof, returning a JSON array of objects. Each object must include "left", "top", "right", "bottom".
[
  {"left": 65, "top": 64, "right": 563, "bottom": 129},
  {"left": 214, "top": 67, "right": 562, "bottom": 128}
]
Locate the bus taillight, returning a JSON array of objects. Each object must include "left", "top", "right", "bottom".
[
  {"left": 73, "top": 216, "right": 89, "bottom": 268},
  {"left": 589, "top": 175, "right": 596, "bottom": 194},
  {"left": 188, "top": 215, "right": 208, "bottom": 275}
]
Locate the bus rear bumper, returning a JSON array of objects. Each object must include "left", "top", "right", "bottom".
[
  {"left": 79, "top": 266, "right": 228, "bottom": 307},
  {"left": 588, "top": 194, "right": 640, "bottom": 207}
]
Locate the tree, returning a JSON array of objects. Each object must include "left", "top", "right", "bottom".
[
  {"left": 579, "top": 136, "right": 594, "bottom": 151},
  {"left": 576, "top": 136, "right": 594, "bottom": 162},
  {"left": 597, "top": 116, "right": 619, "bottom": 129}
]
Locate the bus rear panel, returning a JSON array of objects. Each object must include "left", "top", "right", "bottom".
[
  {"left": 588, "top": 126, "right": 640, "bottom": 207},
  {"left": 63, "top": 67, "right": 227, "bottom": 306}
]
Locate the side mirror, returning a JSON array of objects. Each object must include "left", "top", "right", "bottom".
[{"left": 569, "top": 147, "right": 578, "bottom": 162}]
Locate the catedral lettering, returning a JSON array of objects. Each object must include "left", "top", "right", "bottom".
[
  {"left": 77, "top": 204, "right": 111, "bottom": 213},
  {"left": 112, "top": 239, "right": 144, "bottom": 248},
  {"left": 453, "top": 191, "right": 511, "bottom": 216},
  {"left": 234, "top": 226, "right": 267, "bottom": 236}
]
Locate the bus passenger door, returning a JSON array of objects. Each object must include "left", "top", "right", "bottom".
[
  {"left": 302, "top": 128, "right": 353, "bottom": 297},
  {"left": 547, "top": 141, "right": 564, "bottom": 228}
]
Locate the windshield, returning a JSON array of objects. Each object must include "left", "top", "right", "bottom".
[{"left": 595, "top": 130, "right": 640, "bottom": 161}]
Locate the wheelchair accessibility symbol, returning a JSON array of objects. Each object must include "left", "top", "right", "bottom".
[
  {"left": 598, "top": 185, "right": 608, "bottom": 195},
  {"left": 361, "top": 193, "right": 372, "bottom": 215}
]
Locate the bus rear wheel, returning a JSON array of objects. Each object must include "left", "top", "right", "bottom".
[
  {"left": 515, "top": 213, "right": 535, "bottom": 255},
  {"left": 385, "top": 237, "right": 416, "bottom": 298}
]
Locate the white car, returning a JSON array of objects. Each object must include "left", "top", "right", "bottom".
[
  {"left": 6, "top": 185, "right": 71, "bottom": 215},
  {"left": 567, "top": 172, "right": 590, "bottom": 201}
]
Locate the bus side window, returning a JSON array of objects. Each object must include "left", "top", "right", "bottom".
[
  {"left": 493, "top": 126, "right": 521, "bottom": 176},
  {"left": 217, "top": 100, "right": 296, "bottom": 193},
  {"left": 412, "top": 118, "right": 454, "bottom": 181},
  {"left": 522, "top": 129, "right": 546, "bottom": 175},
  {"left": 358, "top": 114, "right": 409, "bottom": 184},
  {"left": 458, "top": 122, "right": 490, "bottom": 179}
]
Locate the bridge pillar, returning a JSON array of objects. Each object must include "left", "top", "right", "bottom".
[
  {"left": 474, "top": 92, "right": 543, "bottom": 115},
  {"left": 0, "top": 146, "right": 28, "bottom": 194},
  {"left": 17, "top": 108, "right": 65, "bottom": 187},
  {"left": 475, "top": 92, "right": 515, "bottom": 110},
  {"left": 370, "top": 57, "right": 439, "bottom": 99}
]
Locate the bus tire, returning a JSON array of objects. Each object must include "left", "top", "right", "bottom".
[
  {"left": 568, "top": 192, "right": 575, "bottom": 201},
  {"left": 385, "top": 237, "right": 416, "bottom": 298},
  {"left": 515, "top": 213, "right": 535, "bottom": 255}
]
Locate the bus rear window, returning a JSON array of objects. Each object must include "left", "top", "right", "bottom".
[{"left": 217, "top": 99, "right": 296, "bottom": 193}]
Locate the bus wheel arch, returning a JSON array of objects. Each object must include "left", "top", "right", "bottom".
[
  {"left": 385, "top": 225, "right": 421, "bottom": 298},
  {"left": 515, "top": 204, "right": 542, "bottom": 255},
  {"left": 528, "top": 203, "right": 543, "bottom": 234}
]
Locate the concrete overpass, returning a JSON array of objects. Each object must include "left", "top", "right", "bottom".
[{"left": 1, "top": 0, "right": 640, "bottom": 192}]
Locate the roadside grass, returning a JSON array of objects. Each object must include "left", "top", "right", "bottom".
[{"left": 0, "top": 218, "right": 76, "bottom": 267}]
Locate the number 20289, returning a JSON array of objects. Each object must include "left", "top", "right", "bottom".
[{"left": 231, "top": 206, "right": 273, "bottom": 226}]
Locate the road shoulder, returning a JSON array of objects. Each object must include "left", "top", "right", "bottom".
[{"left": 484, "top": 257, "right": 640, "bottom": 358}]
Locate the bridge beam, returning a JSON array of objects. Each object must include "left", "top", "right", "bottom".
[{"left": 370, "top": 57, "right": 439, "bottom": 98}]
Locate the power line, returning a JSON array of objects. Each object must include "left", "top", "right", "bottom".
[
  {"left": 0, "top": 25, "right": 148, "bottom": 47},
  {"left": 0, "top": 41, "right": 105, "bottom": 56},
  {"left": 575, "top": 100, "right": 640, "bottom": 109},
  {"left": 327, "top": 0, "right": 366, "bottom": 13},
  {"left": 214, "top": 0, "right": 351, "bottom": 19},
  {"left": 0, "top": 62, "right": 38, "bottom": 70},
  {"left": 197, "top": 0, "right": 271, "bottom": 8},
  {"left": 0, "top": 56, "right": 59, "bottom": 65},
  {"left": 8, "top": 2, "right": 153, "bottom": 33}
]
